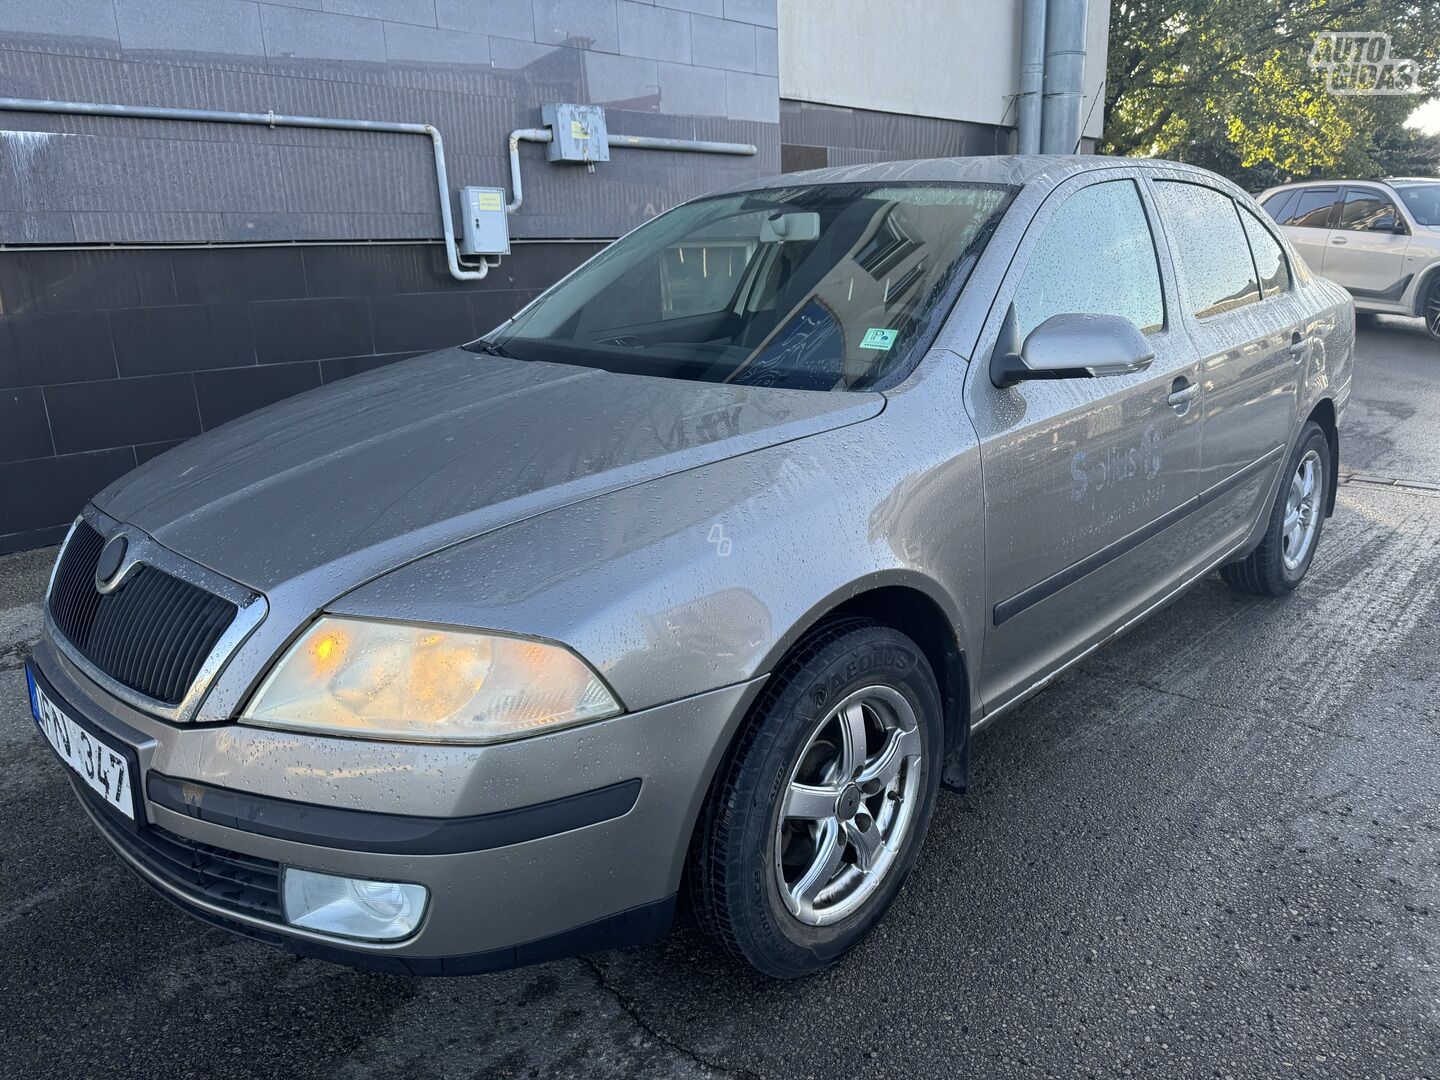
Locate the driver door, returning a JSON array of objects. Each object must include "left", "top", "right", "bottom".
[
  {"left": 963, "top": 173, "right": 1203, "bottom": 716},
  {"left": 1325, "top": 185, "right": 1412, "bottom": 302}
]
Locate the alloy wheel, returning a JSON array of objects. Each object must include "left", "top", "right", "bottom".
[
  {"left": 772, "top": 685, "right": 923, "bottom": 926},
  {"left": 1428, "top": 281, "right": 1440, "bottom": 339},
  {"left": 1282, "top": 449, "right": 1322, "bottom": 572}
]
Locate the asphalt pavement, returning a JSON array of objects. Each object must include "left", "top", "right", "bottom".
[{"left": 1, "top": 317, "right": 1437, "bottom": 1080}]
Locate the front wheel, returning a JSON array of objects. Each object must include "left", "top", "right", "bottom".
[
  {"left": 687, "top": 620, "right": 943, "bottom": 978},
  {"left": 1220, "top": 421, "right": 1331, "bottom": 597},
  {"left": 1425, "top": 278, "right": 1440, "bottom": 341}
]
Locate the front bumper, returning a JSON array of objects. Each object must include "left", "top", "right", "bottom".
[{"left": 28, "top": 636, "right": 761, "bottom": 974}]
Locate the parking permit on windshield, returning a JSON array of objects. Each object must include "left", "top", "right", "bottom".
[{"left": 860, "top": 328, "right": 897, "bottom": 350}]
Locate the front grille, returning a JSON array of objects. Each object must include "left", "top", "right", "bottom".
[
  {"left": 84, "top": 787, "right": 283, "bottom": 922},
  {"left": 49, "top": 521, "right": 238, "bottom": 706}
]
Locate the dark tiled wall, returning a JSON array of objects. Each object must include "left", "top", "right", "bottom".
[
  {"left": 778, "top": 99, "right": 1015, "bottom": 173},
  {"left": 0, "top": 240, "right": 603, "bottom": 553}
]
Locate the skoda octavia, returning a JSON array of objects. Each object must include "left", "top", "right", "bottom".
[{"left": 27, "top": 157, "right": 1352, "bottom": 978}]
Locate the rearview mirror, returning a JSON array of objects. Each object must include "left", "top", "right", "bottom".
[
  {"left": 991, "top": 310, "right": 1155, "bottom": 388},
  {"left": 760, "top": 212, "right": 820, "bottom": 243}
]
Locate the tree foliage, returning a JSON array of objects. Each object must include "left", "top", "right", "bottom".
[{"left": 1102, "top": 0, "right": 1440, "bottom": 188}]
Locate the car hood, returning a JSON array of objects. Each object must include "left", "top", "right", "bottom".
[{"left": 95, "top": 349, "right": 883, "bottom": 594}]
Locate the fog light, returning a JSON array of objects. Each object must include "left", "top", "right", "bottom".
[{"left": 281, "top": 868, "right": 427, "bottom": 942}]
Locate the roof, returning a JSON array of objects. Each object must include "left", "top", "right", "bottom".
[
  {"left": 1265, "top": 176, "right": 1439, "bottom": 190},
  {"left": 726, "top": 154, "right": 1221, "bottom": 196}
]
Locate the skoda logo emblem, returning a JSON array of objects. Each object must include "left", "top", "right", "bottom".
[{"left": 95, "top": 532, "right": 130, "bottom": 591}]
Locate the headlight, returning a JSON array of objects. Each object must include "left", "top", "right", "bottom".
[{"left": 240, "top": 616, "right": 620, "bottom": 743}]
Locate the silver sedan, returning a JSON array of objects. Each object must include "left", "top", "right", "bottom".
[{"left": 26, "top": 155, "right": 1353, "bottom": 978}]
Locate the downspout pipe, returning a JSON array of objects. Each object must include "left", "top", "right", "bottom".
[
  {"left": 507, "top": 127, "right": 757, "bottom": 214},
  {"left": 1018, "top": 0, "right": 1047, "bottom": 155},
  {"left": 1039, "top": 0, "right": 1088, "bottom": 155},
  {"left": 0, "top": 96, "right": 491, "bottom": 281}
]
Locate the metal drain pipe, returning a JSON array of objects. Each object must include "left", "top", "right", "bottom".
[
  {"left": 1017, "top": 0, "right": 1047, "bottom": 155},
  {"left": 1039, "top": 0, "right": 1089, "bottom": 154},
  {"left": 0, "top": 96, "right": 492, "bottom": 281},
  {"left": 506, "top": 127, "right": 758, "bottom": 214}
]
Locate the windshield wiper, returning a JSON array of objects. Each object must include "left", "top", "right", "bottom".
[{"left": 468, "top": 339, "right": 516, "bottom": 359}]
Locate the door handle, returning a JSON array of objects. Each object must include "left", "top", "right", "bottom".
[
  {"left": 1289, "top": 331, "right": 1307, "bottom": 360},
  {"left": 1330, "top": 236, "right": 1348, "bottom": 245},
  {"left": 1167, "top": 380, "right": 1199, "bottom": 410}
]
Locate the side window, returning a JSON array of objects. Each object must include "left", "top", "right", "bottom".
[
  {"left": 1338, "top": 189, "right": 1399, "bottom": 232},
  {"left": 1012, "top": 179, "right": 1165, "bottom": 339},
  {"left": 1280, "top": 188, "right": 1339, "bottom": 228},
  {"left": 1154, "top": 181, "right": 1261, "bottom": 320},
  {"left": 1239, "top": 207, "right": 1292, "bottom": 297},
  {"left": 1261, "top": 189, "right": 1298, "bottom": 224}
]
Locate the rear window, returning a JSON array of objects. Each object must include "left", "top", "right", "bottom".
[
  {"left": 1238, "top": 207, "right": 1292, "bottom": 297},
  {"left": 1279, "top": 188, "right": 1339, "bottom": 228},
  {"left": 1155, "top": 181, "right": 1261, "bottom": 319},
  {"left": 1261, "top": 189, "right": 1298, "bottom": 224}
]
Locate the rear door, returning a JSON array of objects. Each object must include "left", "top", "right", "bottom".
[
  {"left": 1327, "top": 185, "right": 1412, "bottom": 303},
  {"left": 965, "top": 171, "right": 1202, "bottom": 715},
  {"left": 1150, "top": 180, "right": 1301, "bottom": 560},
  {"left": 1274, "top": 186, "right": 1341, "bottom": 275}
]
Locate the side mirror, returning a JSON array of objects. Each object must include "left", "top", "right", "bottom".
[
  {"left": 1371, "top": 214, "right": 1406, "bottom": 235},
  {"left": 991, "top": 310, "right": 1155, "bottom": 389}
]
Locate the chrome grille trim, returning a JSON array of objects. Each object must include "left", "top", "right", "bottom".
[{"left": 44, "top": 505, "right": 269, "bottom": 724}]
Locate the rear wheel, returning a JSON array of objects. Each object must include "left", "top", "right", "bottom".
[
  {"left": 687, "top": 620, "right": 943, "bottom": 978},
  {"left": 1220, "top": 421, "right": 1330, "bottom": 597}
]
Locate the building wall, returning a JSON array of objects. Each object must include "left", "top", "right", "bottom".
[
  {"left": 777, "top": 0, "right": 1109, "bottom": 141},
  {"left": 0, "top": 0, "right": 781, "bottom": 552},
  {"left": 779, "top": 99, "right": 1013, "bottom": 174}
]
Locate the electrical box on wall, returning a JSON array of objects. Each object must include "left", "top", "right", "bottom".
[
  {"left": 459, "top": 186, "right": 510, "bottom": 256},
  {"left": 541, "top": 104, "right": 609, "bottom": 164}
]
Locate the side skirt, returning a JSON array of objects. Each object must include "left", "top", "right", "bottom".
[{"left": 971, "top": 535, "right": 1253, "bottom": 735}]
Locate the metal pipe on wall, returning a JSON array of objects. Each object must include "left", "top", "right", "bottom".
[
  {"left": 1017, "top": 0, "right": 1047, "bottom": 155},
  {"left": 1039, "top": 0, "right": 1089, "bottom": 155},
  {"left": 0, "top": 96, "right": 492, "bottom": 281},
  {"left": 506, "top": 127, "right": 758, "bottom": 214},
  {"left": 506, "top": 129, "right": 552, "bottom": 214}
]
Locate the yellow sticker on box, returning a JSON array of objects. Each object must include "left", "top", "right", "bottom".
[
  {"left": 476, "top": 191, "right": 503, "bottom": 212},
  {"left": 570, "top": 120, "right": 589, "bottom": 140}
]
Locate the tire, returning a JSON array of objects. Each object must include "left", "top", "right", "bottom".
[
  {"left": 1425, "top": 278, "right": 1440, "bottom": 341},
  {"left": 1220, "top": 421, "right": 1331, "bottom": 597},
  {"left": 687, "top": 619, "right": 944, "bottom": 978}
]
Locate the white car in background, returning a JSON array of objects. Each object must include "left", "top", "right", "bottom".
[{"left": 1259, "top": 178, "right": 1440, "bottom": 339}]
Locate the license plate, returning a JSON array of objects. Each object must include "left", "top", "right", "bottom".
[{"left": 28, "top": 669, "right": 137, "bottom": 821}]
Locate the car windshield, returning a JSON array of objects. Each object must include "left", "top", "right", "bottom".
[
  {"left": 471, "top": 182, "right": 1016, "bottom": 391},
  {"left": 1393, "top": 182, "right": 1440, "bottom": 226}
]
